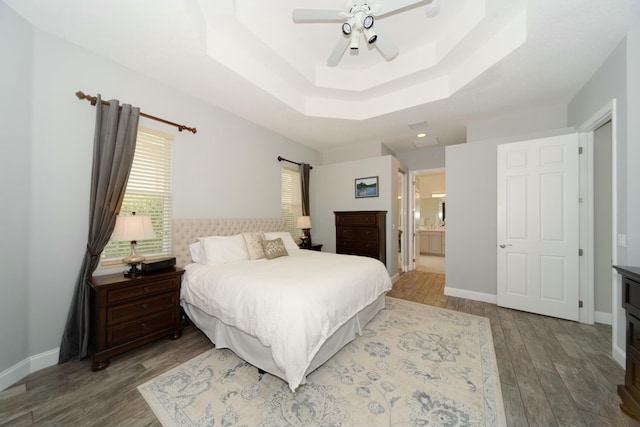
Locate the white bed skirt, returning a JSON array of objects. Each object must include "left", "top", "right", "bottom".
[{"left": 181, "top": 294, "right": 386, "bottom": 387}]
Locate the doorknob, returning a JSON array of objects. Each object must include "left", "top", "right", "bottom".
[{"left": 499, "top": 244, "right": 512, "bottom": 248}]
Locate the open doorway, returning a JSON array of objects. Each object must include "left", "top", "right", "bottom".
[{"left": 413, "top": 169, "right": 446, "bottom": 274}]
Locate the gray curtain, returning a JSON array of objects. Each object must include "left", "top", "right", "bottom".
[
  {"left": 58, "top": 95, "right": 140, "bottom": 363},
  {"left": 300, "top": 163, "right": 311, "bottom": 215},
  {"left": 300, "top": 163, "right": 311, "bottom": 244}
]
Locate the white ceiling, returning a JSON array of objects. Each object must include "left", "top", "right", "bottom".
[{"left": 5, "top": 0, "right": 640, "bottom": 154}]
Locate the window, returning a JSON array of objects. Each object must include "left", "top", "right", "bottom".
[
  {"left": 281, "top": 166, "right": 302, "bottom": 237},
  {"left": 103, "top": 127, "right": 174, "bottom": 263}
]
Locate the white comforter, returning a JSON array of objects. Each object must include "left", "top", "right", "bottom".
[{"left": 180, "top": 250, "right": 392, "bottom": 391}]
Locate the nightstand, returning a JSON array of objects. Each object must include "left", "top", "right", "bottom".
[
  {"left": 300, "top": 243, "right": 323, "bottom": 251},
  {"left": 88, "top": 267, "right": 184, "bottom": 371}
]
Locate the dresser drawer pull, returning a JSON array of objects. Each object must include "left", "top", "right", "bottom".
[
  {"left": 143, "top": 287, "right": 150, "bottom": 292},
  {"left": 142, "top": 323, "right": 148, "bottom": 329},
  {"left": 142, "top": 304, "right": 149, "bottom": 310}
]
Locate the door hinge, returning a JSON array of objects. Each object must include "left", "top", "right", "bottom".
[
  {"left": 579, "top": 300, "right": 583, "bottom": 308},
  {"left": 579, "top": 248, "right": 583, "bottom": 256},
  {"left": 578, "top": 147, "right": 583, "bottom": 155}
]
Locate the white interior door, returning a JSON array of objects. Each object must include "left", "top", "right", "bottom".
[{"left": 497, "top": 134, "right": 580, "bottom": 321}]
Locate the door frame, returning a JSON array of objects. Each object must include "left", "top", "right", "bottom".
[
  {"left": 576, "top": 99, "right": 620, "bottom": 364},
  {"left": 409, "top": 167, "right": 445, "bottom": 271},
  {"left": 398, "top": 169, "right": 408, "bottom": 272}
]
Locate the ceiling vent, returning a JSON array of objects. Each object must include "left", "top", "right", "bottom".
[{"left": 408, "top": 121, "right": 428, "bottom": 130}]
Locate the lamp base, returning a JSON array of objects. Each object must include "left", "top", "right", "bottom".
[{"left": 123, "top": 264, "right": 142, "bottom": 277}]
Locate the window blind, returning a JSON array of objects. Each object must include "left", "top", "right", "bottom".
[
  {"left": 281, "top": 166, "right": 303, "bottom": 238},
  {"left": 103, "top": 127, "right": 174, "bottom": 262}
]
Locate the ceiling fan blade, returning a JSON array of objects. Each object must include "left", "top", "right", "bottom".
[
  {"left": 373, "top": 30, "right": 399, "bottom": 61},
  {"left": 327, "top": 35, "right": 351, "bottom": 66},
  {"left": 374, "top": 0, "right": 427, "bottom": 17},
  {"left": 292, "top": 9, "right": 345, "bottom": 21}
]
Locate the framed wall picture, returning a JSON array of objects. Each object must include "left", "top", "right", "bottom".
[{"left": 355, "top": 176, "right": 379, "bottom": 198}]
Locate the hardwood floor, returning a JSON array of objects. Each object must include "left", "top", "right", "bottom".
[{"left": 1, "top": 270, "right": 637, "bottom": 426}]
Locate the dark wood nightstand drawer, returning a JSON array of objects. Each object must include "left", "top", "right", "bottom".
[
  {"left": 107, "top": 311, "right": 177, "bottom": 347},
  {"left": 89, "top": 267, "right": 184, "bottom": 371},
  {"left": 107, "top": 292, "right": 177, "bottom": 325},
  {"left": 106, "top": 277, "right": 178, "bottom": 303}
]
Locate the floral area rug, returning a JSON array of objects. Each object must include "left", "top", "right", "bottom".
[{"left": 138, "top": 297, "right": 505, "bottom": 427}]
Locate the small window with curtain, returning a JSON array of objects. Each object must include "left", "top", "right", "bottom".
[
  {"left": 281, "top": 166, "right": 303, "bottom": 238},
  {"left": 102, "top": 127, "right": 174, "bottom": 264}
]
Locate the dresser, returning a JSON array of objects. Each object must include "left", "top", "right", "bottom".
[
  {"left": 615, "top": 265, "right": 640, "bottom": 421},
  {"left": 335, "top": 210, "right": 386, "bottom": 265},
  {"left": 89, "top": 267, "right": 184, "bottom": 371}
]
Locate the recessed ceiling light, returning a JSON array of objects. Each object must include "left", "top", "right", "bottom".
[{"left": 417, "top": 133, "right": 426, "bottom": 138}]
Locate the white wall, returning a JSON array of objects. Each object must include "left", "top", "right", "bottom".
[
  {"left": 396, "top": 146, "right": 446, "bottom": 171},
  {"left": 467, "top": 104, "right": 568, "bottom": 143},
  {"left": 322, "top": 141, "right": 390, "bottom": 165},
  {"left": 0, "top": 2, "right": 31, "bottom": 386},
  {"left": 315, "top": 155, "right": 400, "bottom": 277},
  {"left": 0, "top": 10, "right": 321, "bottom": 389},
  {"left": 445, "top": 140, "right": 500, "bottom": 298},
  {"left": 567, "top": 30, "right": 640, "bottom": 363}
]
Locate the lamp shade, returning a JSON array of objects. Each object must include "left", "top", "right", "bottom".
[
  {"left": 111, "top": 214, "right": 156, "bottom": 242},
  {"left": 296, "top": 216, "right": 312, "bottom": 229}
]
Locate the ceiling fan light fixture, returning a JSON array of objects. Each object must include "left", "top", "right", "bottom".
[
  {"left": 363, "top": 15, "right": 374, "bottom": 29},
  {"left": 342, "top": 22, "right": 352, "bottom": 35},
  {"left": 426, "top": 0, "right": 440, "bottom": 18},
  {"left": 349, "top": 33, "right": 359, "bottom": 50},
  {"left": 363, "top": 27, "right": 377, "bottom": 44}
]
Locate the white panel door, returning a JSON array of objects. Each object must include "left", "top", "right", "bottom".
[{"left": 497, "top": 134, "right": 580, "bottom": 321}]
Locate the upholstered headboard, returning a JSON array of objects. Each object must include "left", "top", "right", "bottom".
[{"left": 172, "top": 218, "right": 286, "bottom": 267}]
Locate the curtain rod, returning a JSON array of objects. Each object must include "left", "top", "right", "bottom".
[
  {"left": 75, "top": 91, "right": 197, "bottom": 134},
  {"left": 277, "top": 156, "right": 313, "bottom": 169}
]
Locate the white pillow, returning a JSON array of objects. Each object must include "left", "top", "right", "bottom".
[
  {"left": 199, "top": 234, "right": 249, "bottom": 264},
  {"left": 264, "top": 231, "right": 299, "bottom": 252},
  {"left": 189, "top": 242, "right": 205, "bottom": 264}
]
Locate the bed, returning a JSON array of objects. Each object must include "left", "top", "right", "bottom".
[{"left": 173, "top": 218, "right": 392, "bottom": 391}]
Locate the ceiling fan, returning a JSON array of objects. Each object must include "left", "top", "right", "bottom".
[{"left": 292, "top": 0, "right": 440, "bottom": 66}]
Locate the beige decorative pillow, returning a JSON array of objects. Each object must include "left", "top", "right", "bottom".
[
  {"left": 242, "top": 232, "right": 265, "bottom": 260},
  {"left": 261, "top": 237, "right": 288, "bottom": 260}
]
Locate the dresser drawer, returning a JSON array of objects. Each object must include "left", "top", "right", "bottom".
[
  {"left": 337, "top": 226, "right": 378, "bottom": 241},
  {"left": 106, "top": 311, "right": 177, "bottom": 347},
  {"left": 337, "top": 240, "right": 379, "bottom": 258},
  {"left": 106, "top": 277, "right": 178, "bottom": 304},
  {"left": 107, "top": 292, "right": 177, "bottom": 325},
  {"left": 335, "top": 213, "right": 379, "bottom": 227},
  {"left": 624, "top": 276, "right": 640, "bottom": 319}
]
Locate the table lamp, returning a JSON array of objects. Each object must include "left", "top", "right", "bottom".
[
  {"left": 110, "top": 212, "right": 156, "bottom": 276},
  {"left": 296, "top": 215, "right": 312, "bottom": 247}
]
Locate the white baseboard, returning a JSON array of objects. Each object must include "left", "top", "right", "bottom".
[
  {"left": 613, "top": 343, "right": 625, "bottom": 368},
  {"left": 444, "top": 286, "right": 497, "bottom": 304},
  {"left": 594, "top": 311, "right": 613, "bottom": 325},
  {"left": 0, "top": 347, "right": 59, "bottom": 392},
  {"left": 390, "top": 272, "right": 400, "bottom": 283}
]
